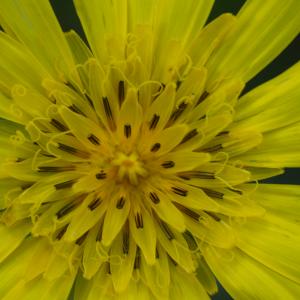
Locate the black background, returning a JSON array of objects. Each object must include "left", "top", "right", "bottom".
[{"left": 49, "top": 0, "right": 300, "bottom": 299}]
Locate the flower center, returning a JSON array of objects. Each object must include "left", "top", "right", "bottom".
[{"left": 111, "top": 151, "right": 148, "bottom": 185}]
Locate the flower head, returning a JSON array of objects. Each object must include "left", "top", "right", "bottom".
[{"left": 0, "top": 0, "right": 300, "bottom": 299}]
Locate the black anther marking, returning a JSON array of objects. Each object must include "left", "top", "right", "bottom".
[
  {"left": 149, "top": 192, "right": 160, "bottom": 204},
  {"left": 151, "top": 143, "right": 161, "bottom": 152},
  {"left": 95, "top": 171, "right": 106, "bottom": 180},
  {"left": 161, "top": 161, "right": 175, "bottom": 168},
  {"left": 171, "top": 186, "right": 188, "bottom": 197},
  {"left": 118, "top": 81, "right": 125, "bottom": 105},
  {"left": 196, "top": 91, "right": 209, "bottom": 105},
  {"left": 180, "top": 129, "right": 198, "bottom": 144},
  {"left": 149, "top": 114, "right": 160, "bottom": 130},
  {"left": 88, "top": 197, "right": 102, "bottom": 211},
  {"left": 116, "top": 197, "right": 126, "bottom": 209},
  {"left": 135, "top": 213, "right": 144, "bottom": 229},
  {"left": 50, "top": 119, "right": 68, "bottom": 132},
  {"left": 88, "top": 134, "right": 100, "bottom": 145},
  {"left": 173, "top": 202, "right": 200, "bottom": 221},
  {"left": 202, "top": 188, "right": 224, "bottom": 199},
  {"left": 54, "top": 179, "right": 76, "bottom": 190},
  {"left": 124, "top": 124, "right": 131, "bottom": 138}
]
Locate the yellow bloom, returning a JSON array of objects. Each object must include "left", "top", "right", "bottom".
[{"left": 0, "top": 0, "right": 299, "bottom": 299}]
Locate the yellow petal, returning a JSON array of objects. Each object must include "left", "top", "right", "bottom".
[{"left": 206, "top": 0, "right": 300, "bottom": 86}]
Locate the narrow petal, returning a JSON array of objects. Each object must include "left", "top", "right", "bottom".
[
  {"left": 0, "top": 0, "right": 77, "bottom": 80},
  {"left": 206, "top": 0, "right": 300, "bottom": 87}
]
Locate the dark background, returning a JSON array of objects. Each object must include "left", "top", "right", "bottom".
[{"left": 49, "top": 0, "right": 299, "bottom": 299}]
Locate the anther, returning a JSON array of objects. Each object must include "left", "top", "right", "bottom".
[
  {"left": 102, "top": 97, "right": 113, "bottom": 121},
  {"left": 159, "top": 220, "right": 175, "bottom": 240},
  {"left": 183, "top": 231, "right": 198, "bottom": 251},
  {"left": 50, "top": 118, "right": 68, "bottom": 132},
  {"left": 151, "top": 143, "right": 161, "bottom": 152},
  {"left": 76, "top": 232, "right": 88, "bottom": 245},
  {"left": 202, "top": 188, "right": 224, "bottom": 199},
  {"left": 68, "top": 104, "right": 86, "bottom": 116},
  {"left": 173, "top": 202, "right": 200, "bottom": 221},
  {"left": 177, "top": 171, "right": 215, "bottom": 180},
  {"left": 54, "top": 179, "right": 76, "bottom": 190},
  {"left": 95, "top": 171, "right": 106, "bottom": 180},
  {"left": 180, "top": 128, "right": 198, "bottom": 144},
  {"left": 38, "top": 166, "right": 75, "bottom": 172},
  {"left": 116, "top": 197, "right": 126, "bottom": 209},
  {"left": 201, "top": 144, "right": 223, "bottom": 153},
  {"left": 169, "top": 102, "right": 187, "bottom": 122},
  {"left": 149, "top": 192, "right": 160, "bottom": 204},
  {"left": 96, "top": 221, "right": 104, "bottom": 241},
  {"left": 57, "top": 143, "right": 90, "bottom": 158},
  {"left": 88, "top": 134, "right": 100, "bottom": 145},
  {"left": 88, "top": 197, "right": 102, "bottom": 211},
  {"left": 149, "top": 114, "right": 160, "bottom": 130},
  {"left": 123, "top": 222, "right": 129, "bottom": 255},
  {"left": 124, "top": 124, "right": 131, "bottom": 138},
  {"left": 135, "top": 213, "right": 144, "bottom": 229},
  {"left": 196, "top": 91, "right": 209, "bottom": 105},
  {"left": 134, "top": 247, "right": 141, "bottom": 269},
  {"left": 118, "top": 81, "right": 125, "bottom": 105},
  {"left": 161, "top": 161, "right": 175, "bottom": 168},
  {"left": 56, "top": 200, "right": 81, "bottom": 219},
  {"left": 171, "top": 186, "right": 188, "bottom": 197},
  {"left": 176, "top": 80, "right": 182, "bottom": 90},
  {"left": 204, "top": 211, "right": 221, "bottom": 222},
  {"left": 56, "top": 224, "right": 68, "bottom": 240}
]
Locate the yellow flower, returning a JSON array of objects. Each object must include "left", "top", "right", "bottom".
[{"left": 0, "top": 0, "right": 299, "bottom": 299}]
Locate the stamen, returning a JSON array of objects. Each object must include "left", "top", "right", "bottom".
[
  {"left": 183, "top": 231, "right": 198, "bottom": 251},
  {"left": 149, "top": 192, "right": 160, "bottom": 204},
  {"left": 85, "top": 94, "right": 95, "bottom": 109},
  {"left": 88, "top": 134, "right": 100, "bottom": 145},
  {"left": 124, "top": 124, "right": 131, "bottom": 138},
  {"left": 123, "top": 221, "right": 129, "bottom": 255},
  {"left": 227, "top": 187, "right": 243, "bottom": 195},
  {"left": 54, "top": 179, "right": 76, "bottom": 190},
  {"left": 57, "top": 143, "right": 90, "bottom": 158},
  {"left": 202, "top": 188, "right": 224, "bottom": 199},
  {"left": 216, "top": 131, "right": 229, "bottom": 137},
  {"left": 96, "top": 220, "right": 104, "bottom": 241},
  {"left": 196, "top": 91, "right": 209, "bottom": 105},
  {"left": 135, "top": 213, "right": 144, "bottom": 229},
  {"left": 171, "top": 186, "right": 188, "bottom": 197},
  {"left": 118, "top": 81, "right": 125, "bottom": 105},
  {"left": 50, "top": 118, "right": 68, "bottom": 132},
  {"left": 161, "top": 161, "right": 175, "bottom": 168},
  {"left": 176, "top": 80, "right": 182, "bottom": 90},
  {"left": 204, "top": 211, "right": 221, "bottom": 222},
  {"left": 102, "top": 97, "right": 113, "bottom": 122},
  {"left": 134, "top": 247, "right": 141, "bottom": 269},
  {"left": 159, "top": 220, "right": 174, "bottom": 240},
  {"left": 169, "top": 102, "right": 187, "bottom": 122},
  {"left": 149, "top": 114, "right": 160, "bottom": 130},
  {"left": 56, "top": 224, "right": 68, "bottom": 240},
  {"left": 56, "top": 200, "right": 81, "bottom": 219},
  {"left": 150, "top": 143, "right": 161, "bottom": 152},
  {"left": 178, "top": 171, "right": 215, "bottom": 180},
  {"left": 38, "top": 166, "right": 75, "bottom": 172},
  {"left": 155, "top": 247, "right": 160, "bottom": 259},
  {"left": 88, "top": 197, "right": 102, "bottom": 211},
  {"left": 180, "top": 128, "right": 198, "bottom": 144},
  {"left": 68, "top": 104, "right": 86, "bottom": 116},
  {"left": 201, "top": 144, "right": 223, "bottom": 152},
  {"left": 173, "top": 202, "right": 200, "bottom": 221},
  {"left": 116, "top": 197, "right": 126, "bottom": 209},
  {"left": 95, "top": 171, "right": 106, "bottom": 180},
  {"left": 76, "top": 232, "right": 88, "bottom": 245}
]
